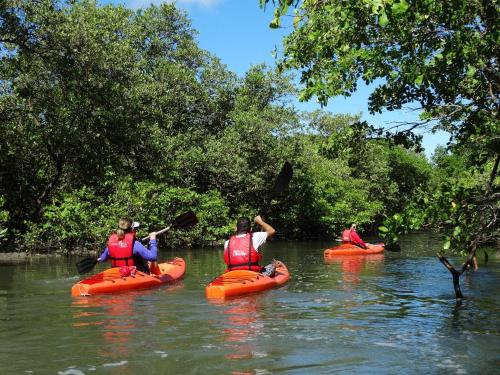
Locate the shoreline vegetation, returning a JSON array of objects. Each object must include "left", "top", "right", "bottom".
[{"left": 0, "top": 0, "right": 498, "bottom": 299}]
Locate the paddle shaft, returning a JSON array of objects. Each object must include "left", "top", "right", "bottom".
[
  {"left": 140, "top": 210, "right": 197, "bottom": 242},
  {"left": 141, "top": 225, "right": 172, "bottom": 242}
]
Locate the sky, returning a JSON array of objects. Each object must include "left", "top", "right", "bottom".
[{"left": 107, "top": 0, "right": 449, "bottom": 158}]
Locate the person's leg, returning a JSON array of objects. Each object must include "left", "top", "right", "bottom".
[
  {"left": 133, "top": 255, "right": 150, "bottom": 274},
  {"left": 148, "top": 261, "right": 160, "bottom": 275}
]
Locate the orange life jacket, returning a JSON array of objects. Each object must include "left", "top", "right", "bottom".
[
  {"left": 224, "top": 233, "right": 262, "bottom": 272},
  {"left": 108, "top": 232, "right": 135, "bottom": 267}
]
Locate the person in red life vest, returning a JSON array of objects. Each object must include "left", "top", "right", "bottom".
[
  {"left": 97, "top": 218, "right": 158, "bottom": 275},
  {"left": 341, "top": 223, "right": 368, "bottom": 249},
  {"left": 224, "top": 215, "right": 277, "bottom": 276}
]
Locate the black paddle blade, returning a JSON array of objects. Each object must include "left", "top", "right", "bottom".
[
  {"left": 171, "top": 210, "right": 198, "bottom": 229},
  {"left": 76, "top": 257, "right": 98, "bottom": 274},
  {"left": 271, "top": 161, "right": 293, "bottom": 196},
  {"left": 142, "top": 210, "right": 199, "bottom": 241}
]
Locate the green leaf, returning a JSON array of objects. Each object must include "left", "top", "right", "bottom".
[
  {"left": 391, "top": 0, "right": 409, "bottom": 15},
  {"left": 293, "top": 15, "right": 300, "bottom": 28},
  {"left": 379, "top": 12, "right": 389, "bottom": 26},
  {"left": 414, "top": 74, "right": 423, "bottom": 85},
  {"left": 443, "top": 240, "right": 451, "bottom": 250},
  {"left": 378, "top": 226, "right": 389, "bottom": 233},
  {"left": 280, "top": 3, "right": 290, "bottom": 15},
  {"left": 466, "top": 66, "right": 477, "bottom": 77},
  {"left": 453, "top": 226, "right": 461, "bottom": 236},
  {"left": 270, "top": 17, "right": 280, "bottom": 29}
]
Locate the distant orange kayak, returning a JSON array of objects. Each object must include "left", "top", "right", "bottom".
[
  {"left": 71, "top": 257, "right": 185, "bottom": 297},
  {"left": 324, "top": 243, "right": 385, "bottom": 257},
  {"left": 206, "top": 261, "right": 290, "bottom": 299}
]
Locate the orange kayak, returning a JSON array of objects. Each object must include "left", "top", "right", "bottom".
[
  {"left": 71, "top": 257, "right": 185, "bottom": 297},
  {"left": 324, "top": 243, "right": 385, "bottom": 257},
  {"left": 206, "top": 261, "right": 290, "bottom": 299}
]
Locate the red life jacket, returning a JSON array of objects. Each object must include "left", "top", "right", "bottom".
[
  {"left": 108, "top": 232, "right": 135, "bottom": 267},
  {"left": 224, "top": 233, "right": 262, "bottom": 272},
  {"left": 341, "top": 229, "right": 352, "bottom": 244}
]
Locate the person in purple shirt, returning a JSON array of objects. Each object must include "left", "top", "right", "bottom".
[{"left": 97, "top": 218, "right": 158, "bottom": 274}]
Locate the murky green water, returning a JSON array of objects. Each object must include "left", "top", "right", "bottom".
[{"left": 0, "top": 233, "right": 498, "bottom": 374}]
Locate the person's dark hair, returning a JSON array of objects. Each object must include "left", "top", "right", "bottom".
[{"left": 236, "top": 217, "right": 251, "bottom": 234}]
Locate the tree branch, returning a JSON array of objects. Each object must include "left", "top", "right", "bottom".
[
  {"left": 488, "top": 152, "right": 500, "bottom": 190},
  {"left": 437, "top": 253, "right": 463, "bottom": 299}
]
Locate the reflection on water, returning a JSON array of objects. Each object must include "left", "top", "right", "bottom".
[
  {"left": 0, "top": 234, "right": 498, "bottom": 374},
  {"left": 73, "top": 294, "right": 139, "bottom": 359},
  {"left": 324, "top": 253, "right": 385, "bottom": 285},
  {"left": 209, "top": 295, "right": 266, "bottom": 367},
  {"left": 70, "top": 292, "right": 143, "bottom": 375},
  {"left": 222, "top": 297, "right": 263, "bottom": 360}
]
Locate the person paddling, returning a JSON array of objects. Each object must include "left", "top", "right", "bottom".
[
  {"left": 97, "top": 218, "right": 158, "bottom": 275},
  {"left": 341, "top": 223, "right": 368, "bottom": 249},
  {"left": 224, "top": 215, "right": 280, "bottom": 277}
]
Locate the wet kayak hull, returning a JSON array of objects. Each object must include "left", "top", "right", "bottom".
[
  {"left": 71, "top": 257, "right": 185, "bottom": 296},
  {"left": 206, "top": 261, "right": 289, "bottom": 299},
  {"left": 324, "top": 243, "right": 385, "bottom": 257}
]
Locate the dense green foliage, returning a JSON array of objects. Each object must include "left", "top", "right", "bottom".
[
  {"left": 0, "top": 0, "right": 480, "bottom": 255},
  {"left": 261, "top": 0, "right": 499, "bottom": 257},
  {"left": 261, "top": 1, "right": 498, "bottom": 152}
]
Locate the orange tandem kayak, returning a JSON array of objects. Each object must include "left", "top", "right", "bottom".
[
  {"left": 324, "top": 243, "right": 385, "bottom": 257},
  {"left": 71, "top": 257, "right": 185, "bottom": 297},
  {"left": 206, "top": 261, "right": 290, "bottom": 299}
]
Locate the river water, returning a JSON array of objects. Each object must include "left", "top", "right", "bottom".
[{"left": 0, "top": 233, "right": 498, "bottom": 374}]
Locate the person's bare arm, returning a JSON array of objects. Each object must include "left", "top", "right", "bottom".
[{"left": 254, "top": 215, "right": 276, "bottom": 238}]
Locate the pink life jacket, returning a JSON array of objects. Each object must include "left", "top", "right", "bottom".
[
  {"left": 108, "top": 232, "right": 135, "bottom": 267},
  {"left": 341, "top": 229, "right": 352, "bottom": 244},
  {"left": 224, "top": 233, "right": 262, "bottom": 272}
]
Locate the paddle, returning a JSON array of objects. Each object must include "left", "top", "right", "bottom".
[
  {"left": 260, "top": 161, "right": 293, "bottom": 218},
  {"left": 251, "top": 161, "right": 293, "bottom": 234},
  {"left": 333, "top": 238, "right": 400, "bottom": 252},
  {"left": 75, "top": 257, "right": 99, "bottom": 275},
  {"left": 270, "top": 161, "right": 293, "bottom": 197},
  {"left": 76, "top": 211, "right": 198, "bottom": 274},
  {"left": 141, "top": 210, "right": 198, "bottom": 241}
]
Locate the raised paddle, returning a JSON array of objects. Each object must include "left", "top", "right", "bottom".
[
  {"left": 261, "top": 161, "right": 293, "bottom": 216},
  {"left": 254, "top": 161, "right": 293, "bottom": 231},
  {"left": 76, "top": 211, "right": 198, "bottom": 274},
  {"left": 270, "top": 161, "right": 293, "bottom": 197}
]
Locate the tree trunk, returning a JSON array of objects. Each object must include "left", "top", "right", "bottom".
[
  {"left": 31, "top": 141, "right": 63, "bottom": 221},
  {"left": 437, "top": 254, "right": 464, "bottom": 299}
]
